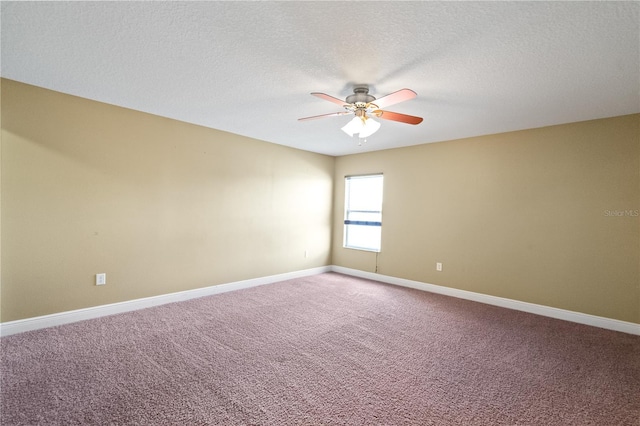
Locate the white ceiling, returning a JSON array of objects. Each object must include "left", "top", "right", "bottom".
[{"left": 2, "top": 1, "right": 639, "bottom": 157}]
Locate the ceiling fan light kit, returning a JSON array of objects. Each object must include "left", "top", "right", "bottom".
[
  {"left": 341, "top": 115, "right": 381, "bottom": 138},
  {"left": 299, "top": 85, "right": 423, "bottom": 143}
]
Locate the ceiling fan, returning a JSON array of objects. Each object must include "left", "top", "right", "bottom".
[{"left": 298, "top": 85, "right": 423, "bottom": 139}]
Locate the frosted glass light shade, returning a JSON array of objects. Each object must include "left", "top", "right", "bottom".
[
  {"left": 341, "top": 116, "right": 363, "bottom": 137},
  {"left": 359, "top": 118, "right": 380, "bottom": 138}
]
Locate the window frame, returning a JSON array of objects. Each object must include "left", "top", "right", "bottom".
[{"left": 343, "top": 173, "right": 383, "bottom": 252}]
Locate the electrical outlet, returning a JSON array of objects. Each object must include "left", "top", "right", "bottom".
[
  {"left": 96, "top": 273, "right": 106, "bottom": 286},
  {"left": 305, "top": 250, "right": 309, "bottom": 258},
  {"left": 436, "top": 262, "right": 443, "bottom": 272}
]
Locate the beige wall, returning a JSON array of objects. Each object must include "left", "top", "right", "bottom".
[
  {"left": 1, "top": 79, "right": 334, "bottom": 322},
  {"left": 333, "top": 114, "right": 640, "bottom": 324},
  {"left": 2, "top": 78, "right": 639, "bottom": 326}
]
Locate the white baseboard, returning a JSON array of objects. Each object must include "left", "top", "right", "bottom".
[
  {"left": 2, "top": 265, "right": 638, "bottom": 337},
  {"left": 0, "top": 266, "right": 331, "bottom": 337},
  {"left": 331, "top": 266, "right": 640, "bottom": 336}
]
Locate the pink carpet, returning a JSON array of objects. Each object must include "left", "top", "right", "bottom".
[{"left": 2, "top": 272, "right": 639, "bottom": 425}]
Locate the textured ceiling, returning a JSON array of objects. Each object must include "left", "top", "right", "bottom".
[{"left": 2, "top": 1, "right": 639, "bottom": 156}]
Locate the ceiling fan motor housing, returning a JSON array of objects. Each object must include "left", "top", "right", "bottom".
[{"left": 345, "top": 86, "right": 376, "bottom": 105}]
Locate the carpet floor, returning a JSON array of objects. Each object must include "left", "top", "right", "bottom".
[{"left": 1, "top": 272, "right": 639, "bottom": 425}]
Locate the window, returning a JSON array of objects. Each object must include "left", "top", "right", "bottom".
[{"left": 343, "top": 174, "right": 383, "bottom": 252}]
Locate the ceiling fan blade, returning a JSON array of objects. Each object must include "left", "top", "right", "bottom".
[
  {"left": 372, "top": 89, "right": 417, "bottom": 109},
  {"left": 373, "top": 110, "right": 423, "bottom": 125},
  {"left": 298, "top": 111, "right": 351, "bottom": 121},
  {"left": 311, "top": 92, "right": 349, "bottom": 107}
]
